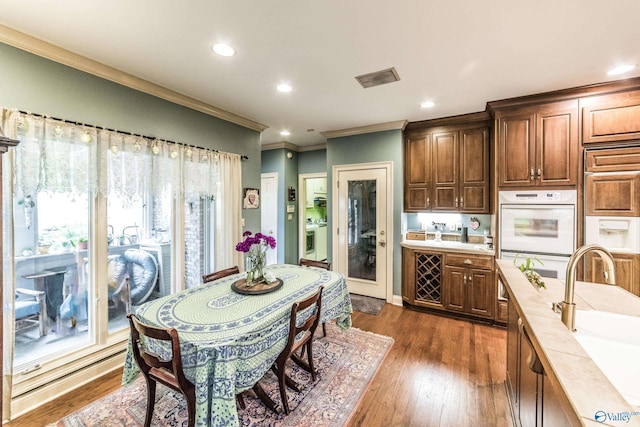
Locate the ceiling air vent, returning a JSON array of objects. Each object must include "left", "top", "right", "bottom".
[{"left": 355, "top": 67, "right": 400, "bottom": 88}]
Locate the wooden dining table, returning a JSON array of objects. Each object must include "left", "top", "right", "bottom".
[{"left": 121, "top": 263, "right": 353, "bottom": 427}]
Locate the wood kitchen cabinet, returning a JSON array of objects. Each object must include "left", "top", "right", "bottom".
[
  {"left": 585, "top": 252, "right": 640, "bottom": 296},
  {"left": 404, "top": 133, "right": 432, "bottom": 210},
  {"left": 404, "top": 113, "right": 490, "bottom": 213},
  {"left": 402, "top": 248, "right": 444, "bottom": 310},
  {"left": 496, "top": 100, "right": 578, "bottom": 189},
  {"left": 581, "top": 89, "right": 640, "bottom": 144},
  {"left": 444, "top": 253, "right": 494, "bottom": 319},
  {"left": 403, "top": 247, "right": 496, "bottom": 321},
  {"left": 505, "top": 286, "right": 573, "bottom": 427},
  {"left": 585, "top": 172, "right": 640, "bottom": 216},
  {"left": 585, "top": 146, "right": 640, "bottom": 172}
]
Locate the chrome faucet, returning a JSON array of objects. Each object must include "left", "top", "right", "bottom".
[{"left": 561, "top": 244, "right": 616, "bottom": 331}]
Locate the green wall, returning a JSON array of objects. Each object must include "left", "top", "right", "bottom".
[
  {"left": 326, "top": 129, "right": 404, "bottom": 297},
  {"left": 298, "top": 149, "right": 326, "bottom": 174},
  {"left": 0, "top": 42, "right": 262, "bottom": 233},
  {"left": 260, "top": 148, "right": 299, "bottom": 264}
]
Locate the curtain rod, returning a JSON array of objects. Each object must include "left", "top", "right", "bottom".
[{"left": 16, "top": 110, "right": 249, "bottom": 160}]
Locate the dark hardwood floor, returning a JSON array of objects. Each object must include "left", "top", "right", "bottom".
[{"left": 8, "top": 304, "right": 512, "bottom": 427}]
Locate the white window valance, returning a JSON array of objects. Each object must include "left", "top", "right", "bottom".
[{"left": 2, "top": 109, "right": 235, "bottom": 201}]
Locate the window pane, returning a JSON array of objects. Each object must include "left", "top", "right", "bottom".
[
  {"left": 14, "top": 195, "right": 91, "bottom": 367},
  {"left": 105, "top": 190, "right": 171, "bottom": 333},
  {"left": 347, "top": 179, "right": 376, "bottom": 281},
  {"left": 185, "top": 196, "right": 216, "bottom": 288}
]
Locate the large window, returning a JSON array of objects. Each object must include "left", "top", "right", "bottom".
[{"left": 2, "top": 110, "right": 241, "bottom": 411}]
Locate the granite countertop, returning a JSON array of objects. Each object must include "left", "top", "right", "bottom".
[
  {"left": 401, "top": 237, "right": 495, "bottom": 256},
  {"left": 497, "top": 259, "right": 640, "bottom": 426}
]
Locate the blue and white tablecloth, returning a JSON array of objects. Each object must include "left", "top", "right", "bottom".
[{"left": 122, "top": 264, "right": 352, "bottom": 426}]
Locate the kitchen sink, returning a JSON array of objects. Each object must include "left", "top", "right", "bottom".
[{"left": 573, "top": 309, "right": 640, "bottom": 406}]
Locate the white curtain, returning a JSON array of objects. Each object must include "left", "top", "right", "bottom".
[
  {"left": 4, "top": 109, "right": 227, "bottom": 202},
  {"left": 215, "top": 152, "right": 243, "bottom": 271},
  {"left": 0, "top": 108, "right": 244, "bottom": 419}
]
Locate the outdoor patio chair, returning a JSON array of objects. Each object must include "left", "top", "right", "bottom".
[{"left": 15, "top": 288, "right": 47, "bottom": 337}]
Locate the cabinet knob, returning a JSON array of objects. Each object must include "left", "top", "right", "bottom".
[
  {"left": 537, "top": 168, "right": 541, "bottom": 178},
  {"left": 460, "top": 196, "right": 463, "bottom": 207},
  {"left": 464, "top": 259, "right": 472, "bottom": 265},
  {"left": 455, "top": 197, "right": 458, "bottom": 208},
  {"left": 427, "top": 197, "right": 430, "bottom": 208},
  {"left": 530, "top": 168, "right": 535, "bottom": 180}
]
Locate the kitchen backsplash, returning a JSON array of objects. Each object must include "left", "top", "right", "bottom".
[
  {"left": 403, "top": 213, "right": 492, "bottom": 237},
  {"left": 306, "top": 206, "right": 327, "bottom": 223}
]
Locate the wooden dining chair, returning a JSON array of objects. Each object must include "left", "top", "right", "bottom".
[
  {"left": 299, "top": 258, "right": 330, "bottom": 337},
  {"left": 202, "top": 265, "right": 239, "bottom": 283},
  {"left": 253, "top": 286, "right": 324, "bottom": 415},
  {"left": 299, "top": 258, "right": 331, "bottom": 270},
  {"left": 127, "top": 314, "right": 196, "bottom": 427}
]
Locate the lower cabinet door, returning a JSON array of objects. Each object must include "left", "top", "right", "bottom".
[
  {"left": 519, "top": 333, "right": 540, "bottom": 427},
  {"left": 468, "top": 269, "right": 494, "bottom": 318},
  {"left": 444, "top": 266, "right": 466, "bottom": 312},
  {"left": 541, "top": 374, "right": 573, "bottom": 426}
]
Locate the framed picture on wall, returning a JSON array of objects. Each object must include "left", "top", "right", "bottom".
[{"left": 243, "top": 188, "right": 260, "bottom": 209}]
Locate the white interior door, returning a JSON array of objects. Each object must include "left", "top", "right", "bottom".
[
  {"left": 334, "top": 163, "right": 392, "bottom": 300},
  {"left": 261, "top": 173, "right": 278, "bottom": 265}
]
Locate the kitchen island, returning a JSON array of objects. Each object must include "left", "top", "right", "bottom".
[{"left": 497, "top": 259, "right": 640, "bottom": 426}]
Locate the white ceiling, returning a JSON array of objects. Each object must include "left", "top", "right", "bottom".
[{"left": 1, "top": 1, "right": 639, "bottom": 148}]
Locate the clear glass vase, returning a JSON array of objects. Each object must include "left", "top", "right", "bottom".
[{"left": 245, "top": 244, "right": 266, "bottom": 285}]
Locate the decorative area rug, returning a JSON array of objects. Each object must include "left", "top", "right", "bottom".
[
  {"left": 349, "top": 294, "right": 386, "bottom": 315},
  {"left": 52, "top": 324, "right": 393, "bottom": 427}
]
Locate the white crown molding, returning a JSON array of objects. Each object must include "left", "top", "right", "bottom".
[
  {"left": 261, "top": 141, "right": 328, "bottom": 152},
  {"left": 320, "top": 119, "right": 408, "bottom": 139},
  {"left": 298, "top": 143, "right": 327, "bottom": 152},
  {"left": 0, "top": 24, "right": 268, "bottom": 133},
  {"left": 261, "top": 141, "right": 300, "bottom": 151}
]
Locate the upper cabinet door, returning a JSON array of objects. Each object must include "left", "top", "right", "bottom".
[
  {"left": 536, "top": 102, "right": 578, "bottom": 187},
  {"left": 404, "top": 134, "right": 432, "bottom": 211},
  {"left": 585, "top": 172, "right": 640, "bottom": 216},
  {"left": 432, "top": 130, "right": 458, "bottom": 210},
  {"left": 460, "top": 127, "right": 489, "bottom": 212},
  {"left": 497, "top": 112, "right": 536, "bottom": 187},
  {"left": 582, "top": 89, "right": 640, "bottom": 144}
]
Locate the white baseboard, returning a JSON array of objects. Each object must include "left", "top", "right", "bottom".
[{"left": 10, "top": 352, "right": 124, "bottom": 420}]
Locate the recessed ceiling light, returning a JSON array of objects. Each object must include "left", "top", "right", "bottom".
[
  {"left": 212, "top": 43, "right": 236, "bottom": 57},
  {"left": 280, "top": 130, "right": 290, "bottom": 136},
  {"left": 420, "top": 101, "right": 436, "bottom": 109},
  {"left": 277, "top": 83, "right": 292, "bottom": 93},
  {"left": 607, "top": 64, "right": 636, "bottom": 76}
]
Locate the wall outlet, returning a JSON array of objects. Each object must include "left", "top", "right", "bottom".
[{"left": 448, "top": 223, "right": 456, "bottom": 231}]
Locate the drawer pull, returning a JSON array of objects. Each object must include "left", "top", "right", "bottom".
[{"left": 464, "top": 259, "right": 472, "bottom": 265}]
